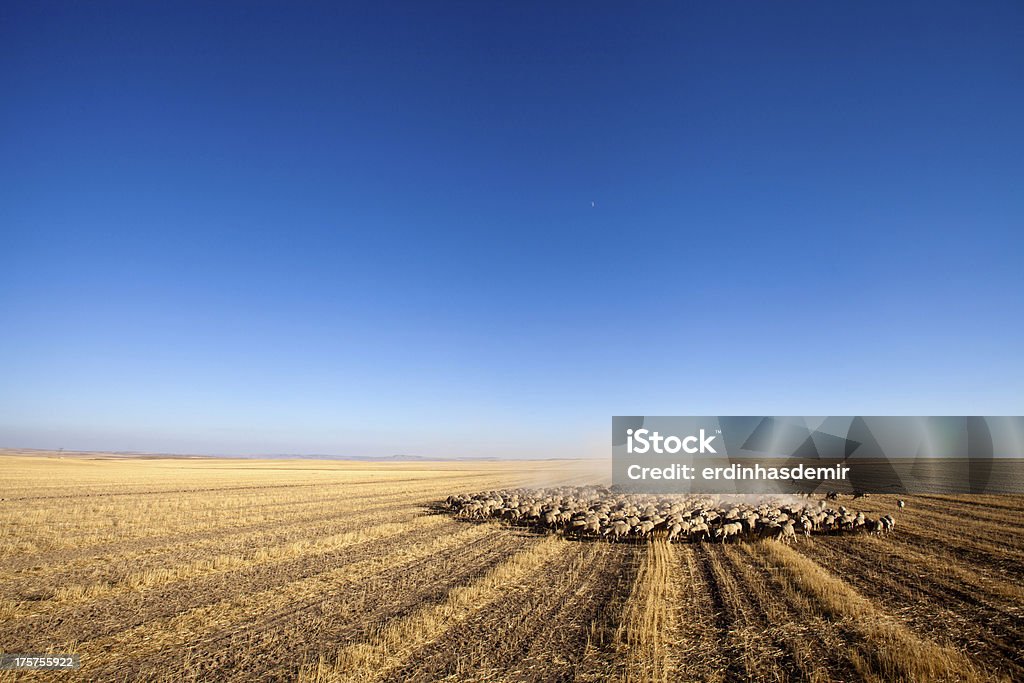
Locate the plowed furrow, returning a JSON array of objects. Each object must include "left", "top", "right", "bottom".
[
  {"left": 901, "top": 497, "right": 1024, "bottom": 531},
  {"left": 65, "top": 520, "right": 504, "bottom": 680},
  {"left": 730, "top": 542, "right": 861, "bottom": 682},
  {"left": 671, "top": 544, "right": 728, "bottom": 682},
  {"left": 1, "top": 516, "right": 460, "bottom": 649},
  {"left": 696, "top": 543, "right": 788, "bottom": 682},
  {"left": 796, "top": 537, "right": 1024, "bottom": 678},
  {"left": 558, "top": 542, "right": 641, "bottom": 683},
  {"left": 0, "top": 502, "right": 438, "bottom": 604},
  {"left": 1, "top": 470, "right": 518, "bottom": 503},
  {"left": 1, "top": 488, "right": 429, "bottom": 573},
  {"left": 915, "top": 494, "right": 1024, "bottom": 514},
  {"left": 114, "top": 528, "right": 533, "bottom": 681},
  {"left": 503, "top": 543, "right": 635, "bottom": 683},
  {"left": 892, "top": 510, "right": 1024, "bottom": 552},
  {"left": 304, "top": 536, "right": 571, "bottom": 683},
  {"left": 893, "top": 525, "right": 1024, "bottom": 579},
  {"left": 379, "top": 540, "right": 604, "bottom": 682},
  {"left": 0, "top": 475, "right": 523, "bottom": 571},
  {"left": 752, "top": 540, "right": 990, "bottom": 683}
]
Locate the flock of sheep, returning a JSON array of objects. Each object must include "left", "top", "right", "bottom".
[{"left": 442, "top": 487, "right": 899, "bottom": 543}]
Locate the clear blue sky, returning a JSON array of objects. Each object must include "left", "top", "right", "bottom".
[{"left": 2, "top": 2, "right": 1022, "bottom": 458}]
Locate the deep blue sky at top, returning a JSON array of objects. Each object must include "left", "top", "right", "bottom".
[{"left": 1, "top": 1, "right": 1022, "bottom": 457}]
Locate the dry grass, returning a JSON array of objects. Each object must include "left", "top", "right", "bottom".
[
  {"left": 77, "top": 519, "right": 506, "bottom": 678},
  {"left": 616, "top": 537, "right": 679, "bottom": 683},
  {"left": 47, "top": 514, "right": 448, "bottom": 604},
  {"left": 755, "top": 539, "right": 1002, "bottom": 683},
  {"left": 299, "top": 535, "right": 569, "bottom": 683},
  {"left": 1, "top": 453, "right": 1022, "bottom": 682}
]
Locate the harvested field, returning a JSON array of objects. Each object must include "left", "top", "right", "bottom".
[{"left": 1, "top": 453, "right": 1022, "bottom": 682}]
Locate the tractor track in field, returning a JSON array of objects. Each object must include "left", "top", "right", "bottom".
[
  {"left": 556, "top": 542, "right": 642, "bottom": 683},
  {"left": 2, "top": 491, "right": 426, "bottom": 573},
  {"left": 697, "top": 542, "right": 813, "bottom": 682},
  {"left": 894, "top": 508, "right": 1024, "bottom": 549},
  {"left": 914, "top": 494, "right": 1024, "bottom": 514},
  {"left": 94, "top": 527, "right": 537, "bottom": 681},
  {"left": 725, "top": 542, "right": 860, "bottom": 682},
  {"left": 382, "top": 541, "right": 628, "bottom": 683},
  {"left": 900, "top": 497, "right": 1024, "bottom": 531},
  {"left": 0, "top": 502, "right": 436, "bottom": 602},
  {"left": 671, "top": 544, "right": 729, "bottom": 681},
  {"left": 0, "top": 472, "right": 519, "bottom": 503},
  {"left": 797, "top": 537, "right": 1024, "bottom": 679},
  {"left": 501, "top": 543, "right": 637, "bottom": 683},
  {"left": 378, "top": 540, "right": 588, "bottom": 682},
  {"left": 891, "top": 524, "right": 1024, "bottom": 581},
  {"left": 0, "top": 492, "right": 488, "bottom": 588},
  {"left": 2, "top": 517, "right": 472, "bottom": 650},
  {"left": 0, "top": 478, "right": 524, "bottom": 573}
]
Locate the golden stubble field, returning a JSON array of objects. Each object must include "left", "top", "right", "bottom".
[{"left": 1, "top": 452, "right": 1022, "bottom": 682}]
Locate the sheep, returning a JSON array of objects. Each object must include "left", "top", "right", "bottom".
[
  {"left": 634, "top": 520, "right": 656, "bottom": 538},
  {"left": 797, "top": 516, "right": 813, "bottom": 538},
  {"left": 689, "top": 522, "right": 710, "bottom": 543},
  {"left": 714, "top": 521, "right": 743, "bottom": 544},
  {"left": 609, "top": 520, "right": 631, "bottom": 541},
  {"left": 441, "top": 487, "right": 886, "bottom": 544},
  {"left": 774, "top": 522, "right": 797, "bottom": 544}
]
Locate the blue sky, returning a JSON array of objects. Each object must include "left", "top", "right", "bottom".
[{"left": 2, "top": 2, "right": 1022, "bottom": 457}]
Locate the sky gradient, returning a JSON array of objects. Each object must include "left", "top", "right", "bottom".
[{"left": 2, "top": 2, "right": 1022, "bottom": 458}]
